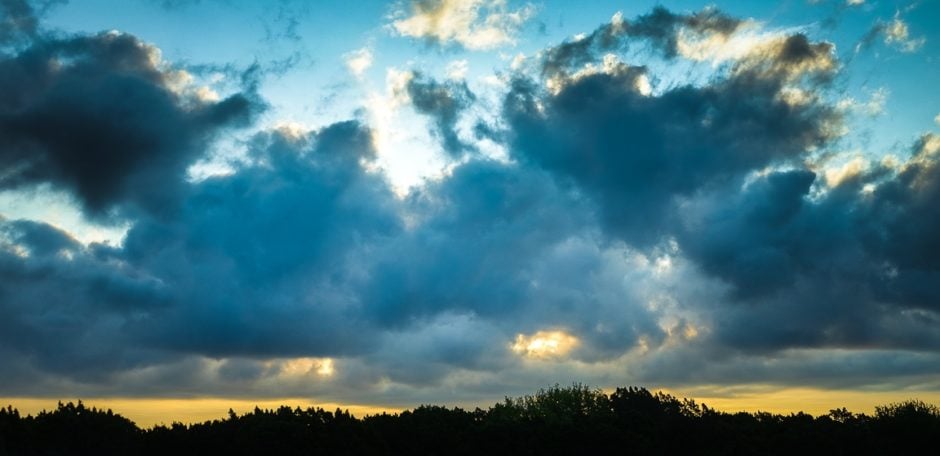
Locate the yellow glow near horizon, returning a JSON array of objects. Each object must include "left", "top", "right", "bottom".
[
  {"left": 3, "top": 388, "right": 939, "bottom": 429},
  {"left": 511, "top": 330, "right": 579, "bottom": 359},
  {"left": 659, "top": 387, "right": 940, "bottom": 416}
]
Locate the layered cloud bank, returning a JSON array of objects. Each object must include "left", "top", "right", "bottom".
[{"left": 0, "top": 0, "right": 937, "bottom": 406}]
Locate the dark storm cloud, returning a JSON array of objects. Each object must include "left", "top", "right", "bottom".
[
  {"left": 119, "top": 121, "right": 403, "bottom": 358},
  {"left": 672, "top": 135, "right": 940, "bottom": 353},
  {"left": 679, "top": 169, "right": 826, "bottom": 301},
  {"left": 404, "top": 72, "right": 476, "bottom": 157},
  {"left": 0, "top": 219, "right": 170, "bottom": 383},
  {"left": 504, "top": 41, "right": 837, "bottom": 246},
  {"left": 0, "top": 28, "right": 259, "bottom": 217},
  {"left": 360, "top": 157, "right": 662, "bottom": 361},
  {"left": 0, "top": 120, "right": 403, "bottom": 390}
]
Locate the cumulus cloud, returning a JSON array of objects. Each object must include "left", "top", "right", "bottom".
[
  {"left": 391, "top": 0, "right": 535, "bottom": 50},
  {"left": 504, "top": 29, "right": 839, "bottom": 246}
]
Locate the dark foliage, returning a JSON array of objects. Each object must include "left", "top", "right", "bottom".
[{"left": 1, "top": 385, "right": 938, "bottom": 455}]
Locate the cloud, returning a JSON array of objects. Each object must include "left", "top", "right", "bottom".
[
  {"left": 446, "top": 59, "right": 469, "bottom": 80},
  {"left": 882, "top": 15, "right": 925, "bottom": 52},
  {"left": 391, "top": 0, "right": 535, "bottom": 50},
  {"left": 0, "top": 0, "right": 57, "bottom": 48},
  {"left": 644, "top": 133, "right": 940, "bottom": 355},
  {"left": 344, "top": 47, "right": 373, "bottom": 78},
  {"left": 119, "top": 121, "right": 404, "bottom": 357},
  {"left": 837, "top": 87, "right": 888, "bottom": 117},
  {"left": 857, "top": 13, "right": 926, "bottom": 54},
  {"left": 0, "top": 120, "right": 403, "bottom": 387},
  {"left": 538, "top": 7, "right": 743, "bottom": 80},
  {"left": 397, "top": 71, "right": 477, "bottom": 157},
  {"left": 503, "top": 29, "right": 838, "bottom": 247},
  {"left": 0, "top": 29, "right": 260, "bottom": 218}
]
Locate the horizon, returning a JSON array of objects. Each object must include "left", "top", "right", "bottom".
[
  {"left": 1, "top": 0, "right": 938, "bottom": 426},
  {"left": 4, "top": 385, "right": 940, "bottom": 428}
]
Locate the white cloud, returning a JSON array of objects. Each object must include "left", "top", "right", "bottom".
[
  {"left": 392, "top": 0, "right": 535, "bottom": 50},
  {"left": 884, "top": 15, "right": 925, "bottom": 53},
  {"left": 837, "top": 87, "right": 889, "bottom": 117},
  {"left": 675, "top": 21, "right": 777, "bottom": 65},
  {"left": 446, "top": 59, "right": 469, "bottom": 79},
  {"left": 344, "top": 47, "right": 373, "bottom": 77},
  {"left": 824, "top": 156, "right": 868, "bottom": 187}
]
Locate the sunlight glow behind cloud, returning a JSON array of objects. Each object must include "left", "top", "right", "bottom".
[{"left": 512, "top": 330, "right": 579, "bottom": 360}]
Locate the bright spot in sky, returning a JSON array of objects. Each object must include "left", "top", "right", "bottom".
[
  {"left": 316, "top": 359, "right": 335, "bottom": 377},
  {"left": 511, "top": 330, "right": 579, "bottom": 359},
  {"left": 279, "top": 357, "right": 335, "bottom": 378},
  {"left": 824, "top": 157, "right": 868, "bottom": 187}
]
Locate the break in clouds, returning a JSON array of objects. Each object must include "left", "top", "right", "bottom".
[{"left": 0, "top": 0, "right": 938, "bottom": 405}]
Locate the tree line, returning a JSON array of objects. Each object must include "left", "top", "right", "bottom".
[{"left": 2, "top": 385, "right": 938, "bottom": 455}]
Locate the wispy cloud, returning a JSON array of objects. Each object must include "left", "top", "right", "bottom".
[{"left": 391, "top": 0, "right": 535, "bottom": 50}]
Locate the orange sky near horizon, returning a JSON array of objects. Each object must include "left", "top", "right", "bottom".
[{"left": 4, "top": 387, "right": 939, "bottom": 428}]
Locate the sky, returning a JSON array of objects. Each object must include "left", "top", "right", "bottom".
[{"left": 0, "top": 0, "right": 939, "bottom": 426}]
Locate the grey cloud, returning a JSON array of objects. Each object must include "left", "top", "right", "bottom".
[
  {"left": 0, "top": 0, "right": 62, "bottom": 49},
  {"left": 405, "top": 72, "right": 476, "bottom": 157},
  {"left": 120, "top": 121, "right": 402, "bottom": 358},
  {"left": 0, "top": 220, "right": 170, "bottom": 382},
  {"left": 503, "top": 63, "right": 837, "bottom": 246},
  {"left": 362, "top": 157, "right": 661, "bottom": 358},
  {"left": 674, "top": 136, "right": 940, "bottom": 354},
  {"left": 0, "top": 29, "right": 260, "bottom": 218},
  {"left": 0, "top": 120, "right": 402, "bottom": 391},
  {"left": 540, "top": 6, "right": 742, "bottom": 79}
]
